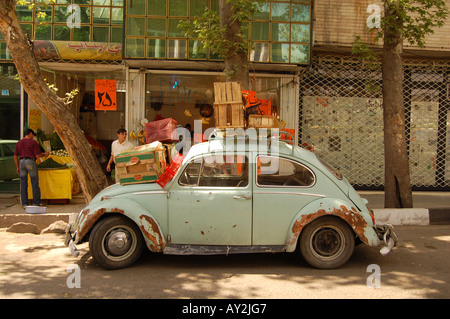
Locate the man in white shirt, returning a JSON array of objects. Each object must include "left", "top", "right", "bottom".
[{"left": 106, "top": 128, "right": 134, "bottom": 183}]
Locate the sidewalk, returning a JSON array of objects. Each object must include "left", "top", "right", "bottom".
[{"left": 0, "top": 191, "right": 449, "bottom": 231}]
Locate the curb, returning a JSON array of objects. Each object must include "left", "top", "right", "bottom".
[
  {"left": 0, "top": 213, "right": 70, "bottom": 232},
  {"left": 373, "top": 208, "right": 450, "bottom": 226}
]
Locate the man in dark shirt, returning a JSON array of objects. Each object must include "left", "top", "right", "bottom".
[{"left": 14, "top": 129, "right": 49, "bottom": 207}]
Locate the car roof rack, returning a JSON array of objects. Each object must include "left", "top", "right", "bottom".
[{"left": 208, "top": 128, "right": 294, "bottom": 145}]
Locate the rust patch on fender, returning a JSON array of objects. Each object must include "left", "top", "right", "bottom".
[
  {"left": 78, "top": 208, "right": 105, "bottom": 240},
  {"left": 78, "top": 207, "right": 125, "bottom": 241},
  {"left": 139, "top": 215, "right": 165, "bottom": 252},
  {"left": 290, "top": 205, "right": 370, "bottom": 246}
]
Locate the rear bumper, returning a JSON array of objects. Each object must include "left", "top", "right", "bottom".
[{"left": 375, "top": 224, "right": 398, "bottom": 256}]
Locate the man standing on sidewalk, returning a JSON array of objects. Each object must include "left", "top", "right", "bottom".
[{"left": 14, "top": 129, "right": 49, "bottom": 207}]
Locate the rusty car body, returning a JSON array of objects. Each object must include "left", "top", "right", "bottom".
[{"left": 65, "top": 132, "right": 397, "bottom": 269}]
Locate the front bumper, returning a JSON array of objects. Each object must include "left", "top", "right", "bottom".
[
  {"left": 64, "top": 212, "right": 81, "bottom": 258},
  {"left": 375, "top": 224, "right": 398, "bottom": 256}
]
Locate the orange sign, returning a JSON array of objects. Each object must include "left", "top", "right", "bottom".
[{"left": 95, "top": 79, "right": 117, "bottom": 111}]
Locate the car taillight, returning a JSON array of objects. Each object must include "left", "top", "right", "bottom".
[{"left": 369, "top": 209, "right": 376, "bottom": 226}]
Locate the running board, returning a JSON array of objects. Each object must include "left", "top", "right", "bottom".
[{"left": 163, "top": 244, "right": 286, "bottom": 256}]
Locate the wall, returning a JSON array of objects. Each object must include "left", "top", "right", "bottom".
[{"left": 314, "top": 0, "right": 450, "bottom": 53}]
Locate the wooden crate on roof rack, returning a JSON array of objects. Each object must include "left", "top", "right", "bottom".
[{"left": 213, "top": 81, "right": 245, "bottom": 128}]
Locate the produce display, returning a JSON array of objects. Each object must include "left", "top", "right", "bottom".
[
  {"left": 37, "top": 158, "right": 67, "bottom": 169},
  {"left": 50, "top": 149, "right": 70, "bottom": 157}
]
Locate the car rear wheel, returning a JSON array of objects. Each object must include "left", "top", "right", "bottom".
[
  {"left": 89, "top": 215, "right": 144, "bottom": 269},
  {"left": 299, "top": 216, "right": 355, "bottom": 269}
]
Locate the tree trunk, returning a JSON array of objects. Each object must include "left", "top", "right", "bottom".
[
  {"left": 382, "top": 1, "right": 413, "bottom": 208},
  {"left": 0, "top": 1, "right": 107, "bottom": 202},
  {"left": 219, "top": 0, "right": 250, "bottom": 90}
]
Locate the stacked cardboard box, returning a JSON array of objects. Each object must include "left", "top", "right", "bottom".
[{"left": 115, "top": 141, "right": 166, "bottom": 185}]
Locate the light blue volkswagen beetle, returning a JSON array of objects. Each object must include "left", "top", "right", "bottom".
[{"left": 65, "top": 131, "right": 397, "bottom": 269}]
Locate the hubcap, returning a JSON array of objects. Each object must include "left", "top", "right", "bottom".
[{"left": 105, "top": 229, "right": 132, "bottom": 256}]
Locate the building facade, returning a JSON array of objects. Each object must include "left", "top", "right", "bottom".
[{"left": 1, "top": 0, "right": 450, "bottom": 190}]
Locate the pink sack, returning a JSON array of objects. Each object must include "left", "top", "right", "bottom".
[{"left": 145, "top": 118, "right": 179, "bottom": 143}]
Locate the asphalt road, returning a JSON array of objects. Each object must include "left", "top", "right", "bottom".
[{"left": 0, "top": 225, "right": 449, "bottom": 300}]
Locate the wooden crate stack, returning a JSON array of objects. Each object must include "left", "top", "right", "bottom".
[{"left": 214, "top": 82, "right": 245, "bottom": 128}]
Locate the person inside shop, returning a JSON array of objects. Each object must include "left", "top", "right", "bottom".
[
  {"left": 14, "top": 128, "right": 50, "bottom": 207},
  {"left": 107, "top": 128, "right": 134, "bottom": 183}
]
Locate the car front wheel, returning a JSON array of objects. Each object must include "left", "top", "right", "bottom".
[
  {"left": 89, "top": 215, "right": 144, "bottom": 269},
  {"left": 299, "top": 216, "right": 355, "bottom": 269}
]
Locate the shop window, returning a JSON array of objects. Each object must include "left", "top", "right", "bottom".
[
  {"left": 112, "top": 8, "right": 124, "bottom": 24},
  {"left": 126, "top": 38, "right": 145, "bottom": 57},
  {"left": 148, "top": 0, "right": 167, "bottom": 16},
  {"left": 126, "top": 17, "right": 145, "bottom": 36},
  {"left": 169, "top": 0, "right": 188, "bottom": 17},
  {"left": 144, "top": 73, "right": 284, "bottom": 138},
  {"left": 93, "top": 26, "right": 110, "bottom": 42},
  {"left": 271, "top": 2, "right": 290, "bottom": 22},
  {"left": 190, "top": 0, "right": 209, "bottom": 17},
  {"left": 36, "top": 25, "right": 52, "bottom": 40},
  {"left": 93, "top": 7, "right": 111, "bottom": 24},
  {"left": 111, "top": 27, "right": 123, "bottom": 43},
  {"left": 272, "top": 23, "right": 290, "bottom": 42},
  {"left": 291, "top": 44, "right": 309, "bottom": 64},
  {"left": 147, "top": 39, "right": 166, "bottom": 58},
  {"left": 127, "top": 0, "right": 146, "bottom": 15},
  {"left": 74, "top": 26, "right": 91, "bottom": 41},
  {"left": 251, "top": 22, "right": 269, "bottom": 41},
  {"left": 17, "top": 5, "right": 33, "bottom": 22},
  {"left": 250, "top": 43, "right": 269, "bottom": 63},
  {"left": 147, "top": 19, "right": 166, "bottom": 37},
  {"left": 291, "top": 24, "right": 309, "bottom": 43},
  {"left": 271, "top": 43, "right": 289, "bottom": 63},
  {"left": 189, "top": 40, "right": 208, "bottom": 59},
  {"left": 168, "top": 19, "right": 185, "bottom": 37},
  {"left": 253, "top": 2, "right": 270, "bottom": 20},
  {"left": 168, "top": 39, "right": 187, "bottom": 59},
  {"left": 292, "top": 3, "right": 311, "bottom": 23},
  {"left": 125, "top": 0, "right": 311, "bottom": 64},
  {"left": 54, "top": 25, "right": 71, "bottom": 41}
]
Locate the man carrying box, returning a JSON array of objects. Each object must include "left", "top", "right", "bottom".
[{"left": 107, "top": 128, "right": 134, "bottom": 183}]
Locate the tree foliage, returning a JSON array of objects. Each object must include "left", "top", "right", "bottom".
[{"left": 178, "top": 0, "right": 263, "bottom": 81}]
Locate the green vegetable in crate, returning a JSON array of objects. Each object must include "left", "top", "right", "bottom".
[{"left": 37, "top": 158, "right": 67, "bottom": 169}]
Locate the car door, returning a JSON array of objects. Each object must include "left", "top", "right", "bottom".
[
  {"left": 168, "top": 153, "right": 252, "bottom": 245},
  {"left": 252, "top": 154, "right": 323, "bottom": 245}
]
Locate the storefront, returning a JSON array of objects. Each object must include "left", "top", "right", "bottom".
[{"left": 125, "top": 69, "right": 300, "bottom": 146}]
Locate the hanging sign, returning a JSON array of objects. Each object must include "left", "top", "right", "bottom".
[
  {"left": 95, "top": 79, "right": 117, "bottom": 111},
  {"left": 33, "top": 41, "right": 122, "bottom": 61},
  {"left": 29, "top": 109, "right": 42, "bottom": 130}
]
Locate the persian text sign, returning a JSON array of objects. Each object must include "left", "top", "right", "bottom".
[
  {"left": 33, "top": 41, "right": 122, "bottom": 61},
  {"left": 95, "top": 79, "right": 117, "bottom": 111}
]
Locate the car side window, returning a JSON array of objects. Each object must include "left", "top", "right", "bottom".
[
  {"left": 178, "top": 161, "right": 201, "bottom": 186},
  {"left": 256, "top": 155, "right": 315, "bottom": 187},
  {"left": 179, "top": 155, "right": 248, "bottom": 187}
]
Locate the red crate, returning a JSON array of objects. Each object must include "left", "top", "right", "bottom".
[{"left": 156, "top": 169, "right": 175, "bottom": 188}]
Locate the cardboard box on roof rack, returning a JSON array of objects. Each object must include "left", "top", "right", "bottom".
[{"left": 115, "top": 141, "right": 167, "bottom": 185}]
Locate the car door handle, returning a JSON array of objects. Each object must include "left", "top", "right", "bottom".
[{"left": 233, "top": 195, "right": 252, "bottom": 200}]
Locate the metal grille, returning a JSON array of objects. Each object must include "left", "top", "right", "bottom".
[{"left": 299, "top": 54, "right": 450, "bottom": 190}]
